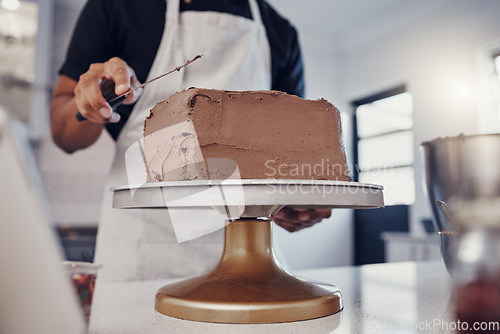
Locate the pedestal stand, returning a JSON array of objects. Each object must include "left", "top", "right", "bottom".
[
  {"left": 155, "top": 219, "right": 342, "bottom": 323},
  {"left": 113, "top": 180, "right": 383, "bottom": 323}
]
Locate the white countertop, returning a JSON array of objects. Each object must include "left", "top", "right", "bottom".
[{"left": 89, "top": 260, "right": 455, "bottom": 334}]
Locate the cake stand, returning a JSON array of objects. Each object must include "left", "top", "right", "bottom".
[{"left": 113, "top": 179, "right": 384, "bottom": 324}]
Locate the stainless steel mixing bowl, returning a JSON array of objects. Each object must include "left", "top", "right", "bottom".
[
  {"left": 421, "top": 133, "right": 500, "bottom": 232},
  {"left": 422, "top": 134, "right": 500, "bottom": 278}
]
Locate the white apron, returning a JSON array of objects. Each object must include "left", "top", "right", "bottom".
[{"left": 94, "top": 0, "right": 271, "bottom": 282}]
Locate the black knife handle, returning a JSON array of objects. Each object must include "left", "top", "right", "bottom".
[
  {"left": 75, "top": 79, "right": 126, "bottom": 122},
  {"left": 75, "top": 112, "right": 87, "bottom": 122},
  {"left": 103, "top": 91, "right": 127, "bottom": 109}
]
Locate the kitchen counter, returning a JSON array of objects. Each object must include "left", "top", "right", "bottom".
[{"left": 89, "top": 260, "right": 455, "bottom": 333}]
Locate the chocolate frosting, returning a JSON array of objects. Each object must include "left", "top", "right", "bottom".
[{"left": 143, "top": 88, "right": 351, "bottom": 182}]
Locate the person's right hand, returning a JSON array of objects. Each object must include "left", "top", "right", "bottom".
[{"left": 74, "top": 57, "right": 142, "bottom": 124}]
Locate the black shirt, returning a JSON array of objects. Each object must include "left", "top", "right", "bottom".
[{"left": 60, "top": 0, "right": 305, "bottom": 140}]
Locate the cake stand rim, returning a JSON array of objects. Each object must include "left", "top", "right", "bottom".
[
  {"left": 111, "top": 179, "right": 383, "bottom": 192},
  {"left": 111, "top": 179, "right": 384, "bottom": 210}
]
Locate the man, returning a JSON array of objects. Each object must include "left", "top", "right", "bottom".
[{"left": 51, "top": 0, "right": 331, "bottom": 281}]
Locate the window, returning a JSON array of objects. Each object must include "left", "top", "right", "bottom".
[
  {"left": 353, "top": 86, "right": 415, "bottom": 206},
  {"left": 478, "top": 48, "right": 500, "bottom": 133}
]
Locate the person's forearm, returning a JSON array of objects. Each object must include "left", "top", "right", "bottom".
[
  {"left": 50, "top": 93, "right": 104, "bottom": 154},
  {"left": 50, "top": 61, "right": 140, "bottom": 153}
]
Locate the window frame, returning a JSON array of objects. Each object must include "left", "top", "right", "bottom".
[
  {"left": 352, "top": 84, "right": 415, "bottom": 206},
  {"left": 493, "top": 52, "right": 500, "bottom": 124}
]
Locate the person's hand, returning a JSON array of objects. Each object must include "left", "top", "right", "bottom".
[
  {"left": 272, "top": 206, "right": 332, "bottom": 232},
  {"left": 74, "top": 57, "right": 142, "bottom": 124}
]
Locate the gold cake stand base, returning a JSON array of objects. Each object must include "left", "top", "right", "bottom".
[
  {"left": 155, "top": 219, "right": 343, "bottom": 324},
  {"left": 113, "top": 180, "right": 384, "bottom": 324}
]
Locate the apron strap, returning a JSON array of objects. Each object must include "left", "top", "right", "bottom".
[
  {"left": 166, "top": 0, "right": 180, "bottom": 23},
  {"left": 248, "top": 0, "right": 263, "bottom": 25}
]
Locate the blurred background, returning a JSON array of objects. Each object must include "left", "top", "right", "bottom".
[{"left": 2, "top": 0, "right": 500, "bottom": 270}]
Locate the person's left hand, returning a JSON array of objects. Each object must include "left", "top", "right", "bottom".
[{"left": 272, "top": 206, "right": 332, "bottom": 232}]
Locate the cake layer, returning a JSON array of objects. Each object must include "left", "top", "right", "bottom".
[{"left": 143, "top": 88, "right": 351, "bottom": 182}]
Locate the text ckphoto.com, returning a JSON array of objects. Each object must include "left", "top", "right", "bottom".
[{"left": 361, "top": 318, "right": 500, "bottom": 332}]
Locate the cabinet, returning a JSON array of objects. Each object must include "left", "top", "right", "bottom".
[{"left": 381, "top": 232, "right": 441, "bottom": 262}]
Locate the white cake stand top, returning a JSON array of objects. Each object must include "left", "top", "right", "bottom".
[{"left": 112, "top": 179, "right": 383, "bottom": 216}]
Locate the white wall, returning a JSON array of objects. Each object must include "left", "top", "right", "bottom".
[{"left": 338, "top": 0, "right": 500, "bottom": 234}]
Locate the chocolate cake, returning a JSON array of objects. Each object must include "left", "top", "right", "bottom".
[{"left": 142, "top": 88, "right": 351, "bottom": 182}]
